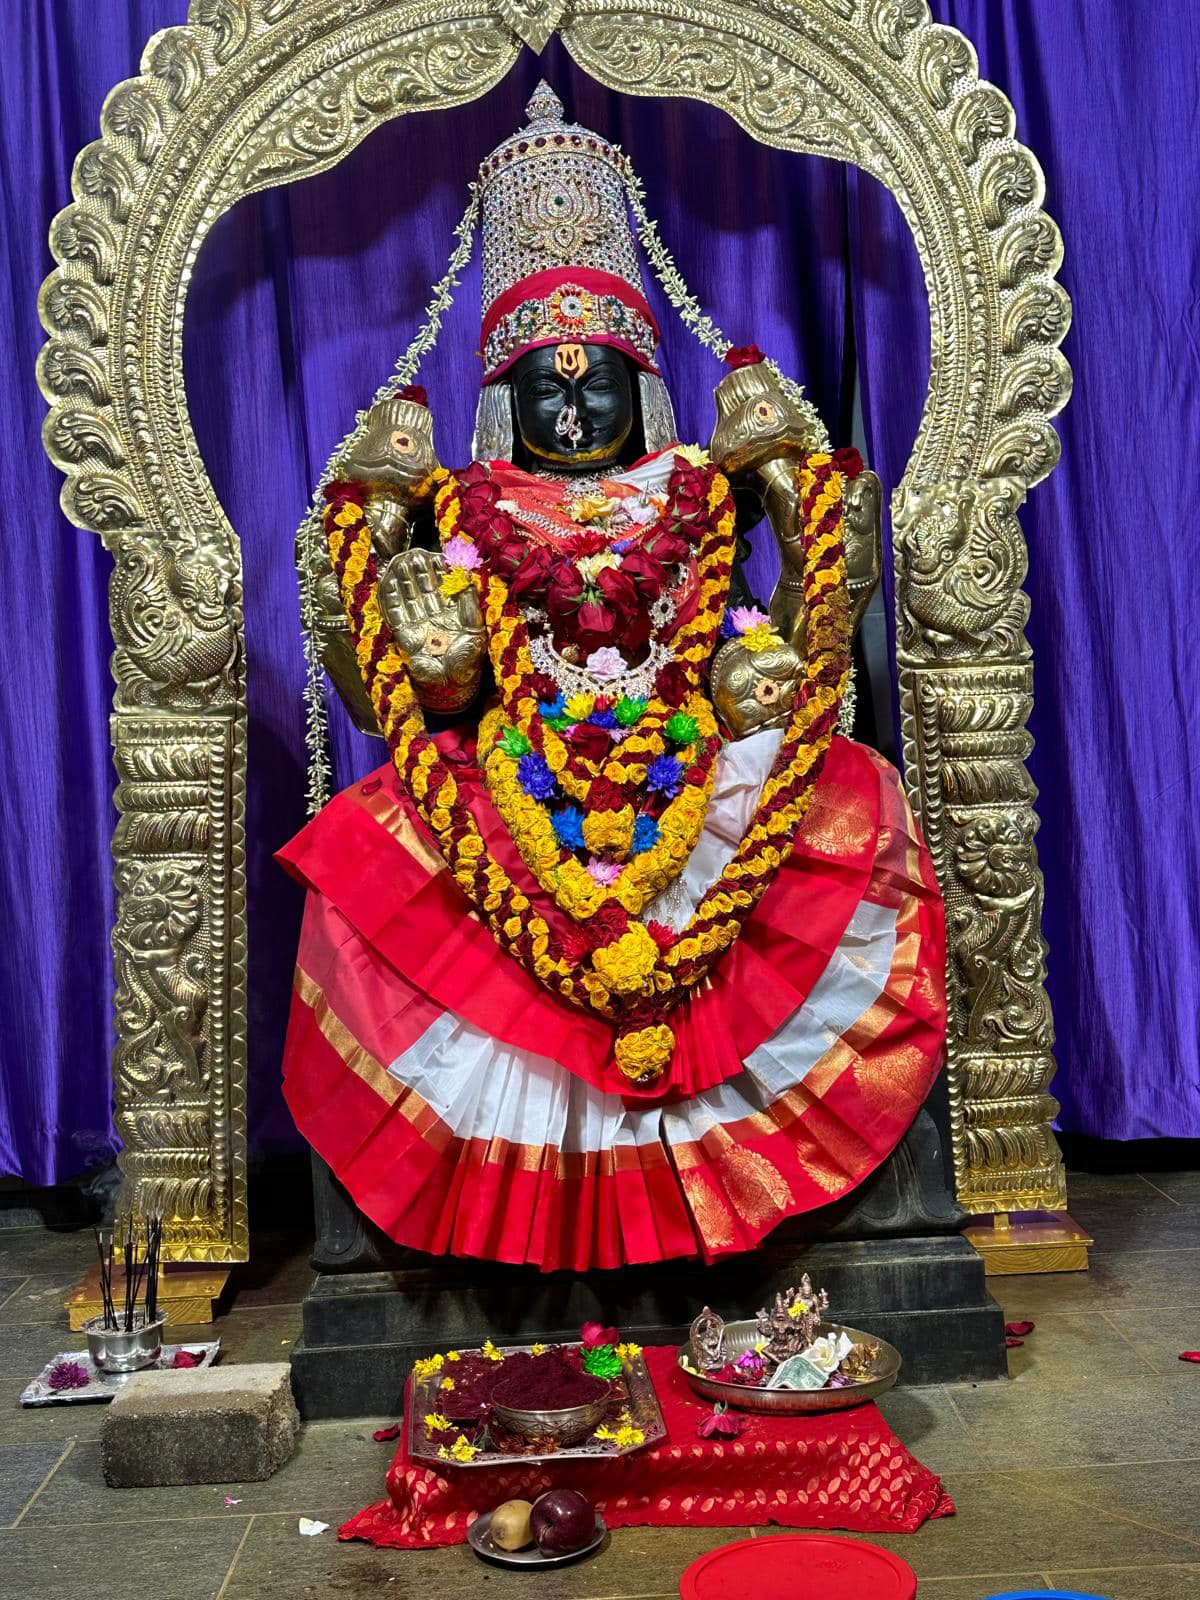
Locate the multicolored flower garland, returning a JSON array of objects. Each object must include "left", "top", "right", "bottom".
[
  {"left": 323, "top": 448, "right": 854, "bottom": 1092},
  {"left": 436, "top": 460, "right": 733, "bottom": 919}
]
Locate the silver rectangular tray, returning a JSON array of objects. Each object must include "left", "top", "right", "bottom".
[
  {"left": 20, "top": 1342, "right": 220, "bottom": 1406},
  {"left": 407, "top": 1342, "right": 665, "bottom": 1470}
]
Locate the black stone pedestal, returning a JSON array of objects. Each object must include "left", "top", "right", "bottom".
[
  {"left": 291, "top": 1233, "right": 1005, "bottom": 1418},
  {"left": 290, "top": 1111, "right": 1006, "bottom": 1418}
]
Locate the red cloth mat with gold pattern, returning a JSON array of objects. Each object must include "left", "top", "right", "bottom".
[{"left": 339, "top": 1346, "right": 954, "bottom": 1548}]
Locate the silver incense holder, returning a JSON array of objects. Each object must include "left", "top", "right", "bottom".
[{"left": 83, "top": 1311, "right": 168, "bottom": 1374}]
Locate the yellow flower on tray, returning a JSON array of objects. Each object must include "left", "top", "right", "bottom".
[
  {"left": 616, "top": 1341, "right": 642, "bottom": 1362},
  {"left": 530, "top": 1343, "right": 546, "bottom": 1356},
  {"left": 438, "top": 1434, "right": 481, "bottom": 1464},
  {"left": 440, "top": 1377, "right": 456, "bottom": 1391},
  {"left": 592, "top": 1423, "right": 644, "bottom": 1448},
  {"left": 481, "top": 1339, "right": 504, "bottom": 1362},
  {"left": 412, "top": 1354, "right": 445, "bottom": 1380},
  {"left": 445, "top": 1350, "right": 461, "bottom": 1362},
  {"left": 424, "top": 1412, "right": 452, "bottom": 1433}
]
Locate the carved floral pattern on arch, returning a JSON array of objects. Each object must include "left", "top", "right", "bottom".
[{"left": 36, "top": 0, "right": 1073, "bottom": 1245}]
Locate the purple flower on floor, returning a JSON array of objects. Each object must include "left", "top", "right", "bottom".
[
  {"left": 47, "top": 1360, "right": 90, "bottom": 1391},
  {"left": 646, "top": 754, "right": 684, "bottom": 796},
  {"left": 516, "top": 752, "right": 557, "bottom": 801}
]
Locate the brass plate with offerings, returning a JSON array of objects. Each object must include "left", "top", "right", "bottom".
[
  {"left": 406, "top": 1334, "right": 666, "bottom": 1471},
  {"left": 678, "top": 1278, "right": 901, "bottom": 1414}
]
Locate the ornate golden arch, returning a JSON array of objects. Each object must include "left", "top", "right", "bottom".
[{"left": 39, "top": 0, "right": 1070, "bottom": 1260}]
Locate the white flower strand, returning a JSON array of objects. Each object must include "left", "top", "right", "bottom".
[
  {"left": 296, "top": 189, "right": 481, "bottom": 813},
  {"left": 621, "top": 165, "right": 829, "bottom": 449}
]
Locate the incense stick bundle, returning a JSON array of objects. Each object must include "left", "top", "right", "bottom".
[{"left": 93, "top": 1214, "right": 166, "bottom": 1331}]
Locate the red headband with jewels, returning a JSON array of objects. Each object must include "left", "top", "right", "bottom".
[{"left": 480, "top": 266, "right": 660, "bottom": 385}]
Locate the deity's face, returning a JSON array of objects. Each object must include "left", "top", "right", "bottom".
[{"left": 511, "top": 343, "right": 634, "bottom": 472}]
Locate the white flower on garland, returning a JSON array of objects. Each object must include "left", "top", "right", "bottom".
[
  {"left": 585, "top": 647, "right": 626, "bottom": 681},
  {"left": 577, "top": 550, "right": 620, "bottom": 584}
]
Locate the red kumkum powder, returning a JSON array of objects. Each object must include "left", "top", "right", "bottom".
[
  {"left": 491, "top": 1350, "right": 610, "bottom": 1410},
  {"left": 438, "top": 1354, "right": 506, "bottom": 1422}
]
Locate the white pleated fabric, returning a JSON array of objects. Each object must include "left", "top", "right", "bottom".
[{"left": 384, "top": 727, "right": 899, "bottom": 1157}]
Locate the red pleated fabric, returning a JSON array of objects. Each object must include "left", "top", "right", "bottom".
[{"left": 278, "top": 736, "right": 947, "bottom": 1271}]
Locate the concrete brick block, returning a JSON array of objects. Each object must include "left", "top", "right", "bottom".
[{"left": 101, "top": 1362, "right": 300, "bottom": 1487}]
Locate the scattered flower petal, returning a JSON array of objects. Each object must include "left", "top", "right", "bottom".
[
  {"left": 298, "top": 1518, "right": 329, "bottom": 1536},
  {"left": 223, "top": 1497, "right": 242, "bottom": 1508},
  {"left": 1005, "top": 1338, "right": 1025, "bottom": 1349},
  {"left": 1179, "top": 1351, "right": 1200, "bottom": 1363},
  {"left": 373, "top": 1424, "right": 402, "bottom": 1442},
  {"left": 1004, "top": 1321, "right": 1036, "bottom": 1338}
]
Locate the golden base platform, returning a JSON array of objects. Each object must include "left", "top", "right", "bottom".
[
  {"left": 963, "top": 1211, "right": 1093, "bottom": 1276},
  {"left": 65, "top": 1263, "right": 231, "bottom": 1330}
]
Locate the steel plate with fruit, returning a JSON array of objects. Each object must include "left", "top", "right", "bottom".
[{"left": 468, "top": 1491, "right": 606, "bottom": 1568}]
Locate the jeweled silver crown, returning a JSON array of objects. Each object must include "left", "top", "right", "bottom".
[{"left": 477, "top": 82, "right": 648, "bottom": 326}]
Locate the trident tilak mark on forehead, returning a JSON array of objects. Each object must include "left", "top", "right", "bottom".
[{"left": 554, "top": 343, "right": 589, "bottom": 380}]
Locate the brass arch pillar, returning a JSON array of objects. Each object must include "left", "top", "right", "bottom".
[{"left": 39, "top": 0, "right": 1070, "bottom": 1261}]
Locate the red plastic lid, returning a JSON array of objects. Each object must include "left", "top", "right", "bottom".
[{"left": 680, "top": 1534, "right": 917, "bottom": 1600}]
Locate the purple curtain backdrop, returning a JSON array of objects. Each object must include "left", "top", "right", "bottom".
[{"left": 3, "top": 3, "right": 1197, "bottom": 1181}]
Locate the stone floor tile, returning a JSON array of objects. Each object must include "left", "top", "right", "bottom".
[
  {"left": 1102, "top": 1306, "right": 1200, "bottom": 1377},
  {"left": 24, "top": 1419, "right": 396, "bottom": 1526},
  {"left": 0, "top": 1441, "right": 71, "bottom": 1526},
  {"left": 0, "top": 1281, "right": 27, "bottom": 1316},
  {"left": 0, "top": 1228, "right": 93, "bottom": 1278},
  {"left": 0, "top": 1513, "right": 249, "bottom": 1600},
  {"left": 0, "top": 1274, "right": 83, "bottom": 1327},
  {"left": 1066, "top": 1172, "right": 1177, "bottom": 1206},
  {"left": 223, "top": 1231, "right": 315, "bottom": 1310},
  {"left": 913, "top": 1580, "right": 1049, "bottom": 1598},
  {"left": 874, "top": 1386, "right": 987, "bottom": 1473},
  {"left": 220, "top": 1516, "right": 742, "bottom": 1600},
  {"left": 736, "top": 1464, "right": 1200, "bottom": 1578},
  {"left": 987, "top": 1250, "right": 1200, "bottom": 1318},
  {"left": 1047, "top": 1566, "right": 1200, "bottom": 1599},
  {"left": 169, "top": 1301, "right": 303, "bottom": 1365},
  {"left": 1001, "top": 1311, "right": 1159, "bottom": 1382},
  {"left": 1141, "top": 1172, "right": 1200, "bottom": 1203},
  {"left": 1072, "top": 1207, "right": 1200, "bottom": 1254},
  {"left": 947, "top": 1375, "right": 1200, "bottom": 1469},
  {"left": 0, "top": 1401, "right": 106, "bottom": 1448},
  {"left": 0, "top": 1320, "right": 83, "bottom": 1381},
  {"left": 1002, "top": 1460, "right": 1200, "bottom": 1549}
]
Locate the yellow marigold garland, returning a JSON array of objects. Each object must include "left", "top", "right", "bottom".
[{"left": 323, "top": 448, "right": 852, "bottom": 1087}]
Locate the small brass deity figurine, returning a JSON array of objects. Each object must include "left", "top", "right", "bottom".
[{"left": 281, "top": 85, "right": 947, "bottom": 1272}]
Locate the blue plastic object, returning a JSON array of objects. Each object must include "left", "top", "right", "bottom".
[{"left": 983, "top": 1591, "right": 1110, "bottom": 1599}]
